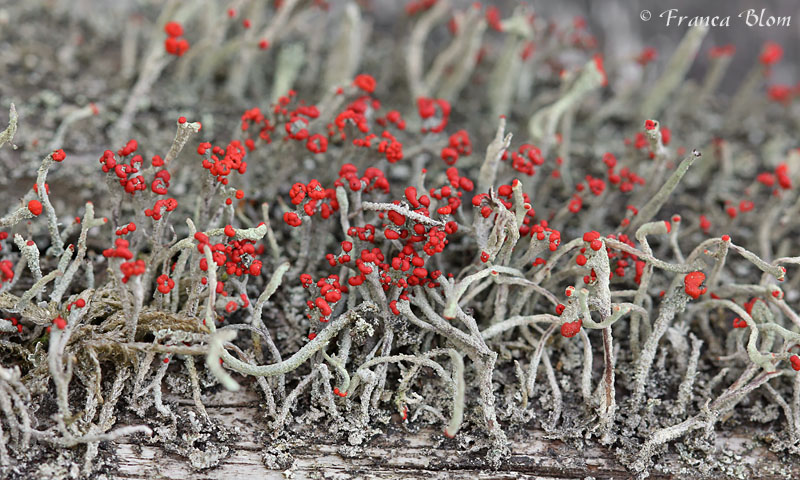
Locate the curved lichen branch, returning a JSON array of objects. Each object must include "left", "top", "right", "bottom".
[
  {"left": 0, "top": 103, "right": 17, "bottom": 150},
  {"left": 362, "top": 201, "right": 444, "bottom": 227},
  {"left": 0, "top": 204, "right": 35, "bottom": 229},
  {"left": 443, "top": 265, "right": 523, "bottom": 319},
  {"left": 604, "top": 238, "right": 700, "bottom": 273},
  {"left": 353, "top": 349, "right": 465, "bottom": 438},
  {"left": 630, "top": 151, "right": 698, "bottom": 231},
  {"left": 480, "top": 314, "right": 558, "bottom": 340},
  {"left": 727, "top": 242, "right": 785, "bottom": 280},
  {"left": 206, "top": 301, "right": 378, "bottom": 385},
  {"left": 696, "top": 299, "right": 777, "bottom": 373},
  {"left": 34, "top": 152, "right": 65, "bottom": 255}
]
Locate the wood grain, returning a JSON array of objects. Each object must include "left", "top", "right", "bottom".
[{"left": 109, "top": 390, "right": 798, "bottom": 479}]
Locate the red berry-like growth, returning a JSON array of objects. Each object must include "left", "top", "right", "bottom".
[{"left": 684, "top": 271, "right": 707, "bottom": 299}]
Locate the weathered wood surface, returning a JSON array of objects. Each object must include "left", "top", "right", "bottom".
[{"left": 110, "top": 390, "right": 798, "bottom": 480}]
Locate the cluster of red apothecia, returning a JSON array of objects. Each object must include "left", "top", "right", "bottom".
[
  {"left": 291, "top": 163, "right": 481, "bottom": 330},
  {"left": 99, "top": 139, "right": 178, "bottom": 203},
  {"left": 239, "top": 75, "right": 458, "bottom": 169},
  {"left": 187, "top": 229, "right": 267, "bottom": 316},
  {"left": 164, "top": 21, "right": 190, "bottom": 56},
  {"left": 569, "top": 230, "right": 647, "bottom": 284}
]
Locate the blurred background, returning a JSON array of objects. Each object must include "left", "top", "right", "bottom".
[
  {"left": 368, "top": 0, "right": 800, "bottom": 91},
  {"left": 1, "top": 0, "right": 797, "bottom": 99},
  {"left": 531, "top": 0, "right": 799, "bottom": 90},
  {"left": 0, "top": 0, "right": 796, "bottom": 165}
]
